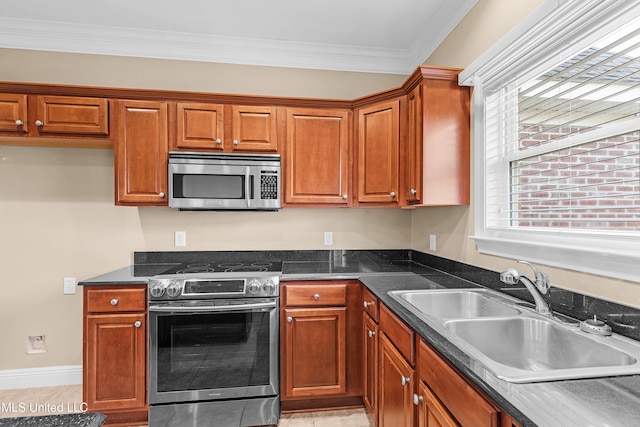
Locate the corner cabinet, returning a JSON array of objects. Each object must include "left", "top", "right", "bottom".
[
  {"left": 282, "top": 107, "right": 351, "bottom": 206},
  {"left": 114, "top": 100, "right": 168, "bottom": 206},
  {"left": 280, "top": 280, "right": 363, "bottom": 412},
  {"left": 355, "top": 99, "right": 401, "bottom": 206},
  {"left": 83, "top": 285, "right": 147, "bottom": 426}
]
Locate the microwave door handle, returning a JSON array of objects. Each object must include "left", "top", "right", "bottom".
[{"left": 245, "top": 166, "right": 251, "bottom": 209}]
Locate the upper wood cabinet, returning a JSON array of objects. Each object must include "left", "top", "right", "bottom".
[
  {"left": 114, "top": 100, "right": 168, "bottom": 206},
  {"left": 355, "top": 99, "right": 401, "bottom": 206},
  {"left": 404, "top": 69, "right": 470, "bottom": 206},
  {"left": 283, "top": 107, "right": 351, "bottom": 206},
  {"left": 172, "top": 103, "right": 278, "bottom": 153},
  {"left": 0, "top": 93, "right": 110, "bottom": 143}
]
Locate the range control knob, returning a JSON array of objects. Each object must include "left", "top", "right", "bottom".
[
  {"left": 263, "top": 280, "right": 276, "bottom": 295},
  {"left": 166, "top": 282, "right": 182, "bottom": 298},
  {"left": 149, "top": 283, "right": 165, "bottom": 298},
  {"left": 248, "top": 279, "right": 262, "bottom": 294}
]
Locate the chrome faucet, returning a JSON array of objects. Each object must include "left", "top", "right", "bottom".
[{"left": 500, "top": 261, "right": 552, "bottom": 316}]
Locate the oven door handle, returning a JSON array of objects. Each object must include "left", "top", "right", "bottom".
[{"left": 149, "top": 301, "right": 277, "bottom": 313}]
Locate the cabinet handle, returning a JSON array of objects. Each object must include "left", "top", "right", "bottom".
[
  {"left": 413, "top": 393, "right": 424, "bottom": 405},
  {"left": 15, "top": 119, "right": 23, "bottom": 126},
  {"left": 343, "top": 194, "right": 348, "bottom": 200},
  {"left": 35, "top": 120, "right": 43, "bottom": 127},
  {"left": 110, "top": 298, "right": 119, "bottom": 306},
  {"left": 287, "top": 316, "right": 293, "bottom": 323},
  {"left": 410, "top": 189, "right": 417, "bottom": 195},
  {"left": 401, "top": 376, "right": 410, "bottom": 386},
  {"left": 216, "top": 138, "right": 222, "bottom": 144},
  {"left": 368, "top": 330, "right": 375, "bottom": 338},
  {"left": 363, "top": 301, "right": 374, "bottom": 308},
  {"left": 159, "top": 192, "right": 165, "bottom": 198},
  {"left": 390, "top": 192, "right": 396, "bottom": 198},
  {"left": 313, "top": 294, "right": 320, "bottom": 300},
  {"left": 233, "top": 139, "right": 239, "bottom": 145},
  {"left": 134, "top": 321, "right": 142, "bottom": 328}
]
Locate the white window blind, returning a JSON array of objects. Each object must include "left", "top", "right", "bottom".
[
  {"left": 485, "top": 21, "right": 640, "bottom": 233},
  {"left": 460, "top": 0, "right": 640, "bottom": 282}
]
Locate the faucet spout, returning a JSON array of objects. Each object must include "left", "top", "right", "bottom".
[{"left": 500, "top": 261, "right": 552, "bottom": 317}]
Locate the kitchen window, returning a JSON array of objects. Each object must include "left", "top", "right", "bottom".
[{"left": 460, "top": 0, "right": 640, "bottom": 282}]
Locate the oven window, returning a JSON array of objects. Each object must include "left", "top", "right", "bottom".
[
  {"left": 173, "top": 174, "right": 254, "bottom": 199},
  {"left": 155, "top": 311, "right": 271, "bottom": 392}
]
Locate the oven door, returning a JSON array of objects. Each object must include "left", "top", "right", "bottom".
[{"left": 148, "top": 298, "right": 279, "bottom": 405}]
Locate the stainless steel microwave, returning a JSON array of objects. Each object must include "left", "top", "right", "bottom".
[{"left": 168, "top": 152, "right": 281, "bottom": 210}]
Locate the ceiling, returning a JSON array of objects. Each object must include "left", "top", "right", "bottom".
[{"left": 0, "top": 0, "right": 478, "bottom": 75}]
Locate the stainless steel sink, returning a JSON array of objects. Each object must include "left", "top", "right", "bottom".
[
  {"left": 389, "top": 289, "right": 521, "bottom": 320},
  {"left": 388, "top": 288, "right": 640, "bottom": 383},
  {"left": 444, "top": 316, "right": 640, "bottom": 382}
]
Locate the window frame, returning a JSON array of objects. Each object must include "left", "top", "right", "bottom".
[{"left": 461, "top": 0, "right": 640, "bottom": 283}]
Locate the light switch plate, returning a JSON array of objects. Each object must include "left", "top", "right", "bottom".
[
  {"left": 324, "top": 231, "right": 333, "bottom": 246},
  {"left": 429, "top": 234, "right": 437, "bottom": 251},
  {"left": 175, "top": 231, "right": 187, "bottom": 247},
  {"left": 63, "top": 277, "right": 76, "bottom": 295}
]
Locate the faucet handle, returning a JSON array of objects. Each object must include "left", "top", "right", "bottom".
[{"left": 518, "top": 260, "right": 550, "bottom": 294}]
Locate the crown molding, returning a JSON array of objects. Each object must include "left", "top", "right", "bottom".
[{"left": 0, "top": 17, "right": 419, "bottom": 75}]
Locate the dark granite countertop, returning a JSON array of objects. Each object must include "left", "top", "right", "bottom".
[
  {"left": 0, "top": 412, "right": 105, "bottom": 427},
  {"left": 78, "top": 250, "right": 640, "bottom": 427}
]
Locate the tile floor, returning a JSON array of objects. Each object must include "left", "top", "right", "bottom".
[{"left": 0, "top": 385, "right": 373, "bottom": 426}]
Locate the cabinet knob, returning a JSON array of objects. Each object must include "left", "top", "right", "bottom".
[
  {"left": 110, "top": 298, "right": 119, "bottom": 306},
  {"left": 413, "top": 393, "right": 424, "bottom": 405},
  {"left": 410, "top": 189, "right": 417, "bottom": 195},
  {"left": 35, "top": 120, "right": 43, "bottom": 127},
  {"left": 401, "top": 376, "right": 410, "bottom": 386},
  {"left": 363, "top": 301, "right": 374, "bottom": 308},
  {"left": 15, "top": 119, "right": 23, "bottom": 126},
  {"left": 134, "top": 321, "right": 142, "bottom": 328},
  {"left": 159, "top": 192, "right": 165, "bottom": 198},
  {"left": 313, "top": 294, "right": 320, "bottom": 300},
  {"left": 287, "top": 316, "right": 293, "bottom": 323},
  {"left": 233, "top": 139, "right": 239, "bottom": 145},
  {"left": 343, "top": 194, "right": 348, "bottom": 200},
  {"left": 368, "top": 330, "right": 375, "bottom": 338},
  {"left": 216, "top": 138, "right": 222, "bottom": 144},
  {"left": 390, "top": 192, "right": 396, "bottom": 198}
]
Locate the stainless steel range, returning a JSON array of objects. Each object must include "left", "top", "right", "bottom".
[{"left": 147, "top": 261, "right": 281, "bottom": 427}]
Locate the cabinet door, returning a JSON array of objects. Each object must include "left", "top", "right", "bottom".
[
  {"left": 175, "top": 102, "right": 224, "bottom": 150},
  {"left": 282, "top": 307, "right": 347, "bottom": 398},
  {"left": 356, "top": 99, "right": 400, "bottom": 205},
  {"left": 284, "top": 108, "right": 351, "bottom": 205},
  {"left": 35, "top": 96, "right": 109, "bottom": 135},
  {"left": 415, "top": 380, "right": 460, "bottom": 427},
  {"left": 404, "top": 84, "right": 423, "bottom": 204},
  {"left": 115, "top": 100, "right": 168, "bottom": 205},
  {"left": 231, "top": 105, "right": 278, "bottom": 152},
  {"left": 379, "top": 333, "right": 414, "bottom": 427},
  {"left": 0, "top": 93, "right": 28, "bottom": 133},
  {"left": 84, "top": 313, "right": 146, "bottom": 412},
  {"left": 363, "top": 313, "right": 379, "bottom": 425}
]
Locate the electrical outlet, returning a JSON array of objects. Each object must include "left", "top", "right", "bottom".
[
  {"left": 174, "top": 231, "right": 186, "bottom": 247},
  {"left": 429, "top": 234, "right": 437, "bottom": 251},
  {"left": 324, "top": 231, "right": 333, "bottom": 246},
  {"left": 26, "top": 335, "right": 47, "bottom": 354},
  {"left": 63, "top": 277, "right": 76, "bottom": 295}
]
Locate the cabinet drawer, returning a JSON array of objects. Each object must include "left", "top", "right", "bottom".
[
  {"left": 417, "top": 338, "right": 500, "bottom": 427},
  {"left": 362, "top": 287, "right": 379, "bottom": 321},
  {"left": 380, "top": 303, "right": 414, "bottom": 365},
  {"left": 85, "top": 287, "right": 146, "bottom": 313},
  {"left": 285, "top": 283, "right": 347, "bottom": 306}
]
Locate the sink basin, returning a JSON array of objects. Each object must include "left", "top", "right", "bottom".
[
  {"left": 445, "top": 316, "right": 640, "bottom": 382},
  {"left": 390, "top": 289, "right": 521, "bottom": 320}
]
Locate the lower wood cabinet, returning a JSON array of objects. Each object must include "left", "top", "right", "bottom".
[
  {"left": 415, "top": 380, "right": 460, "bottom": 427},
  {"left": 379, "top": 332, "right": 414, "bottom": 427},
  {"left": 363, "top": 312, "right": 379, "bottom": 423},
  {"left": 83, "top": 285, "right": 147, "bottom": 426},
  {"left": 280, "top": 280, "right": 363, "bottom": 412}
]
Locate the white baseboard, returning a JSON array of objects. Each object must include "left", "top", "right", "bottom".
[{"left": 0, "top": 365, "right": 82, "bottom": 390}]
